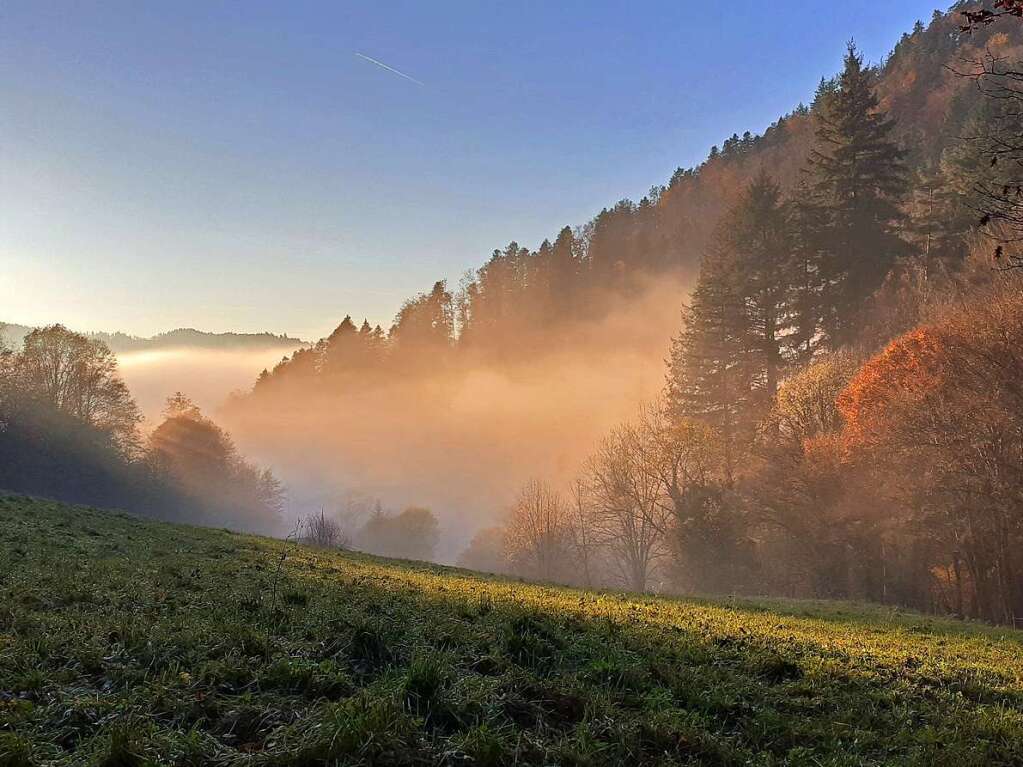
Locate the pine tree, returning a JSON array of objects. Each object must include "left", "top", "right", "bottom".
[
  {"left": 547, "top": 226, "right": 580, "bottom": 321},
  {"left": 788, "top": 178, "right": 829, "bottom": 361},
  {"left": 907, "top": 162, "right": 972, "bottom": 271},
  {"left": 358, "top": 318, "right": 387, "bottom": 368},
  {"left": 389, "top": 280, "right": 455, "bottom": 364},
  {"left": 320, "top": 316, "right": 362, "bottom": 379},
  {"left": 806, "top": 43, "right": 909, "bottom": 347},
  {"left": 666, "top": 252, "right": 755, "bottom": 484},
  {"left": 722, "top": 171, "right": 795, "bottom": 398},
  {"left": 667, "top": 173, "right": 796, "bottom": 479}
]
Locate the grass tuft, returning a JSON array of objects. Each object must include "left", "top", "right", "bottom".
[{"left": 0, "top": 733, "right": 33, "bottom": 767}]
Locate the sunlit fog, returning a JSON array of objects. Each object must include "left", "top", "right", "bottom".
[
  {"left": 222, "top": 277, "right": 688, "bottom": 560},
  {"left": 117, "top": 346, "right": 300, "bottom": 425}
]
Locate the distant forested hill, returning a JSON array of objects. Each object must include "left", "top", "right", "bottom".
[{"left": 1, "top": 323, "right": 305, "bottom": 353}]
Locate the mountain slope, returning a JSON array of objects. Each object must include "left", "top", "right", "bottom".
[
  {"left": 221, "top": 7, "right": 1023, "bottom": 535},
  {"left": 1, "top": 495, "right": 1020, "bottom": 765}
]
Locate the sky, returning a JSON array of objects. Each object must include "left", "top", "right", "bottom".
[{"left": 2, "top": 1, "right": 944, "bottom": 340}]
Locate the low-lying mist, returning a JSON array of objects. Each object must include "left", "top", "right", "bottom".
[
  {"left": 220, "top": 277, "right": 688, "bottom": 562},
  {"left": 117, "top": 347, "right": 298, "bottom": 425}
]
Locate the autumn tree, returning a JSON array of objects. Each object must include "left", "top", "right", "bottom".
[
  {"left": 0, "top": 326, "right": 144, "bottom": 507},
  {"left": 837, "top": 290, "right": 1023, "bottom": 623},
  {"left": 751, "top": 352, "right": 867, "bottom": 598},
  {"left": 16, "top": 325, "right": 141, "bottom": 452},
  {"left": 0, "top": 332, "right": 285, "bottom": 529},
  {"left": 770, "top": 350, "right": 861, "bottom": 446}
]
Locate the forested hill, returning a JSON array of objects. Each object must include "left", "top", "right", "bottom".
[
  {"left": 244, "top": 4, "right": 1015, "bottom": 380},
  {"left": 94, "top": 328, "right": 307, "bottom": 354},
  {"left": 0, "top": 323, "right": 305, "bottom": 353},
  {"left": 574, "top": 2, "right": 1019, "bottom": 294},
  {"left": 218, "top": 3, "right": 1023, "bottom": 627}
]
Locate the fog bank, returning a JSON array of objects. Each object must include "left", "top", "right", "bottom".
[
  {"left": 220, "top": 277, "right": 688, "bottom": 561},
  {"left": 116, "top": 346, "right": 298, "bottom": 425}
]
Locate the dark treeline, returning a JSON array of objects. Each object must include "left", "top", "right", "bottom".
[
  {"left": 0, "top": 325, "right": 283, "bottom": 532},
  {"left": 460, "top": 10, "right": 1023, "bottom": 626}
]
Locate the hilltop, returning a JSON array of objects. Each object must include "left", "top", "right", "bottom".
[
  {"left": 0, "top": 496, "right": 1020, "bottom": 765},
  {"left": 0, "top": 324, "right": 305, "bottom": 354}
]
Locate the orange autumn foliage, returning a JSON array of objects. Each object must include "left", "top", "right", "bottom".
[{"left": 836, "top": 328, "right": 947, "bottom": 447}]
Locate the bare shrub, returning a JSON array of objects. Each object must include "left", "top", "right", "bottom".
[{"left": 304, "top": 508, "right": 349, "bottom": 549}]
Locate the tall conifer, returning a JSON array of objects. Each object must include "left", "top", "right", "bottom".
[
  {"left": 805, "top": 43, "right": 909, "bottom": 347},
  {"left": 666, "top": 252, "right": 754, "bottom": 484}
]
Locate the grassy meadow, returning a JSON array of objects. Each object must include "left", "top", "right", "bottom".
[{"left": 0, "top": 495, "right": 1021, "bottom": 766}]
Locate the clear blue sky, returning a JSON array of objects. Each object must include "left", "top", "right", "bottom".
[{"left": 2, "top": 1, "right": 943, "bottom": 340}]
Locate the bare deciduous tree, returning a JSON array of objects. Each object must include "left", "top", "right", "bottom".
[
  {"left": 637, "top": 402, "right": 716, "bottom": 519},
  {"left": 567, "top": 478, "right": 600, "bottom": 589},
  {"left": 584, "top": 423, "right": 669, "bottom": 592},
  {"left": 504, "top": 478, "right": 571, "bottom": 582},
  {"left": 304, "top": 508, "right": 349, "bottom": 549}
]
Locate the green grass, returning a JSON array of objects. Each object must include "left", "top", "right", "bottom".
[{"left": 1, "top": 495, "right": 1021, "bottom": 766}]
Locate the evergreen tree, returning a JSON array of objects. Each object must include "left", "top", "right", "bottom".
[
  {"left": 666, "top": 253, "right": 755, "bottom": 484},
  {"left": 805, "top": 44, "right": 909, "bottom": 347},
  {"left": 389, "top": 280, "right": 455, "bottom": 368},
  {"left": 722, "top": 171, "right": 796, "bottom": 398},
  {"left": 907, "top": 162, "right": 973, "bottom": 271},
  {"left": 787, "top": 178, "right": 829, "bottom": 361},
  {"left": 548, "top": 226, "right": 579, "bottom": 320},
  {"left": 358, "top": 318, "right": 387, "bottom": 366},
  {"left": 667, "top": 173, "right": 796, "bottom": 478},
  {"left": 319, "top": 316, "right": 359, "bottom": 378}
]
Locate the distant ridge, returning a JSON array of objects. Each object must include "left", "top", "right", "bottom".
[{"left": 0, "top": 322, "right": 307, "bottom": 353}]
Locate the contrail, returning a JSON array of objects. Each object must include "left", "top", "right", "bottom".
[{"left": 354, "top": 52, "right": 424, "bottom": 86}]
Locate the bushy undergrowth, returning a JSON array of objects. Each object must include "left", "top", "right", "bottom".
[{"left": 0, "top": 495, "right": 1021, "bottom": 765}]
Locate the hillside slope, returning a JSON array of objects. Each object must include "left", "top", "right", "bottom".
[{"left": 0, "top": 496, "right": 1021, "bottom": 765}]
